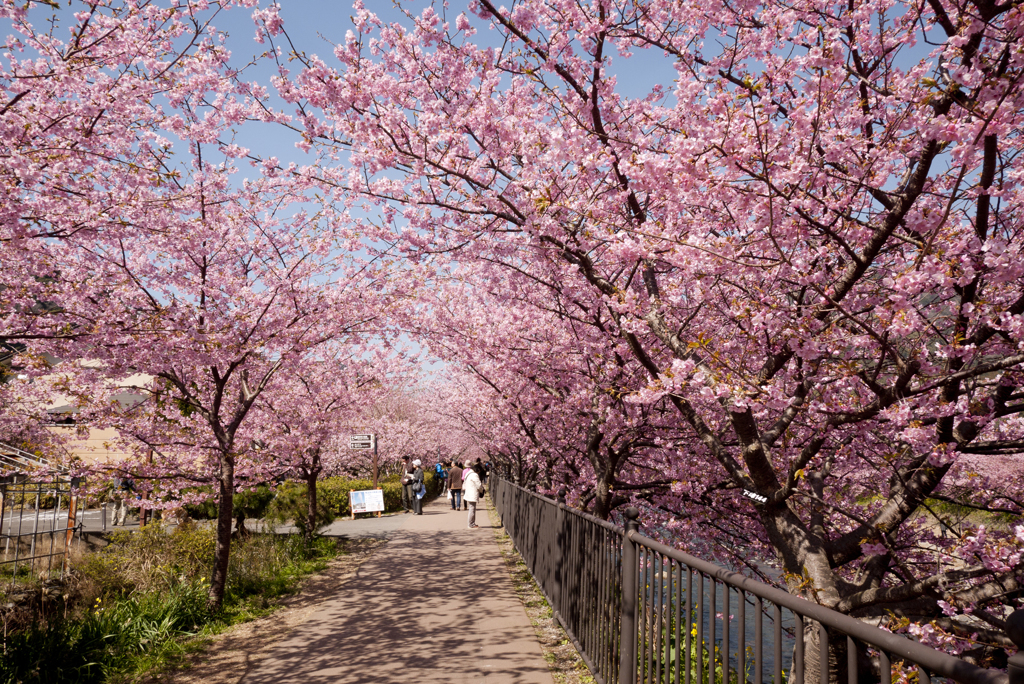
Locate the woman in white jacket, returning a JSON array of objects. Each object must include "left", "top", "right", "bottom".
[{"left": 462, "top": 464, "right": 484, "bottom": 529}]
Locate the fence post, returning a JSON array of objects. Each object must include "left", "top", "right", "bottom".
[
  {"left": 619, "top": 506, "right": 641, "bottom": 684},
  {"left": 63, "top": 476, "right": 81, "bottom": 574},
  {"left": 552, "top": 488, "right": 567, "bottom": 624},
  {"left": 1008, "top": 609, "right": 1024, "bottom": 684}
]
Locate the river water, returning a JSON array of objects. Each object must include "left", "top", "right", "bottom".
[{"left": 638, "top": 552, "right": 798, "bottom": 683}]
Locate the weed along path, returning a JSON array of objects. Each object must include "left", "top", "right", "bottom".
[{"left": 169, "top": 497, "right": 556, "bottom": 684}]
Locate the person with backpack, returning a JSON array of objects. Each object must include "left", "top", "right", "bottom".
[{"left": 434, "top": 461, "right": 448, "bottom": 497}]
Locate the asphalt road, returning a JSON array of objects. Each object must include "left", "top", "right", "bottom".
[
  {"left": 4, "top": 499, "right": 440, "bottom": 539},
  {"left": 2, "top": 507, "right": 106, "bottom": 532},
  {"left": 4, "top": 506, "right": 434, "bottom": 537}
]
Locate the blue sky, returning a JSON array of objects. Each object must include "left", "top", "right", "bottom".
[
  {"left": 210, "top": 0, "right": 682, "bottom": 170},
  {"left": 9, "top": 0, "right": 681, "bottom": 175}
]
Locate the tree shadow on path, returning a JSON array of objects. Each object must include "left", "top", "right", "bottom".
[{"left": 242, "top": 500, "right": 553, "bottom": 684}]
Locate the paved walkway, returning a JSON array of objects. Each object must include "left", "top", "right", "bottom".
[{"left": 241, "top": 496, "right": 556, "bottom": 684}]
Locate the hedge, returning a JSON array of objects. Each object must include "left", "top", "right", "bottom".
[{"left": 182, "top": 471, "right": 445, "bottom": 521}]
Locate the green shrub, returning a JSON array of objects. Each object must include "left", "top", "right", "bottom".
[
  {"left": 183, "top": 489, "right": 217, "bottom": 520},
  {"left": 424, "top": 470, "right": 443, "bottom": 497},
  {"left": 180, "top": 474, "right": 441, "bottom": 525},
  {"left": 0, "top": 581, "right": 211, "bottom": 684},
  {"left": 318, "top": 472, "right": 440, "bottom": 517},
  {"left": 0, "top": 489, "right": 71, "bottom": 510},
  {"left": 226, "top": 533, "right": 337, "bottom": 604},
  {"left": 183, "top": 485, "right": 275, "bottom": 521},
  {"left": 317, "top": 476, "right": 397, "bottom": 517},
  {"left": 2, "top": 525, "right": 344, "bottom": 683},
  {"left": 79, "top": 521, "right": 215, "bottom": 596},
  {"left": 265, "top": 482, "right": 336, "bottom": 541},
  {"left": 234, "top": 486, "right": 276, "bottom": 519}
]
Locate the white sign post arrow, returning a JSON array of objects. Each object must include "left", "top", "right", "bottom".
[
  {"left": 349, "top": 433, "right": 379, "bottom": 490},
  {"left": 349, "top": 434, "right": 374, "bottom": 450}
]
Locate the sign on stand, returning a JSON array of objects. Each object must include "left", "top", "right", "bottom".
[{"left": 349, "top": 489, "right": 385, "bottom": 519}]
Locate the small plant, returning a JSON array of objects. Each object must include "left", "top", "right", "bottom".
[
  {"left": 1, "top": 524, "right": 343, "bottom": 683},
  {"left": 0, "top": 580, "right": 211, "bottom": 684},
  {"left": 78, "top": 521, "right": 215, "bottom": 597}
]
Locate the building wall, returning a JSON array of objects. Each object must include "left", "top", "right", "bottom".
[{"left": 46, "top": 426, "right": 133, "bottom": 466}]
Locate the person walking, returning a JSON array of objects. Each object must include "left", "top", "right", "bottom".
[
  {"left": 447, "top": 461, "right": 464, "bottom": 511},
  {"left": 400, "top": 456, "right": 416, "bottom": 514},
  {"left": 411, "top": 459, "right": 425, "bottom": 515},
  {"left": 463, "top": 463, "right": 484, "bottom": 529}
]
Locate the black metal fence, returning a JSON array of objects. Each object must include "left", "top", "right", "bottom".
[{"left": 491, "top": 477, "right": 1024, "bottom": 684}]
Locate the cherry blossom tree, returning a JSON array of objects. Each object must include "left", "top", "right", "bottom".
[
  {"left": 256, "top": 348, "right": 400, "bottom": 542},
  {"left": 355, "top": 384, "right": 474, "bottom": 473},
  {"left": 0, "top": 0, "right": 265, "bottom": 351},
  {"left": 265, "top": 0, "right": 1024, "bottom": 663},
  {"left": 0, "top": 0, "right": 403, "bottom": 609},
  {"left": 411, "top": 263, "right": 683, "bottom": 516},
  {"left": 42, "top": 150, "right": 396, "bottom": 607},
  {"left": 4, "top": 0, "right": 1023, "bottom": 664}
]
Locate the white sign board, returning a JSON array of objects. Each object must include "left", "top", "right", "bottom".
[
  {"left": 349, "top": 489, "right": 385, "bottom": 515},
  {"left": 349, "top": 433, "right": 375, "bottom": 450}
]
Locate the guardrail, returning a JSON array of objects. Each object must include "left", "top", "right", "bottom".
[
  {"left": 0, "top": 441, "right": 63, "bottom": 474},
  {"left": 491, "top": 476, "right": 1024, "bottom": 684}
]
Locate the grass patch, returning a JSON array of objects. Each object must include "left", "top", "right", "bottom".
[
  {"left": 921, "top": 497, "right": 1022, "bottom": 528},
  {"left": 0, "top": 523, "right": 344, "bottom": 684}
]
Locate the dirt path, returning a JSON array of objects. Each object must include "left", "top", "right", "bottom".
[{"left": 154, "top": 538, "right": 386, "bottom": 684}]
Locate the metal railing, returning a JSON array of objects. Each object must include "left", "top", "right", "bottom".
[
  {"left": 491, "top": 477, "right": 1024, "bottom": 684},
  {"left": 495, "top": 472, "right": 625, "bottom": 679},
  {"left": 1, "top": 443, "right": 82, "bottom": 582},
  {"left": 0, "top": 442, "right": 62, "bottom": 474}
]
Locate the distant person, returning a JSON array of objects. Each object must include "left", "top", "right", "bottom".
[
  {"left": 448, "top": 461, "right": 464, "bottom": 511},
  {"left": 111, "top": 476, "right": 134, "bottom": 526},
  {"left": 411, "top": 459, "right": 425, "bottom": 515},
  {"left": 401, "top": 456, "right": 416, "bottom": 514},
  {"left": 463, "top": 463, "right": 484, "bottom": 529},
  {"left": 434, "top": 461, "right": 448, "bottom": 496}
]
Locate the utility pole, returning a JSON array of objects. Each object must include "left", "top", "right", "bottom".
[{"left": 140, "top": 448, "right": 153, "bottom": 526}]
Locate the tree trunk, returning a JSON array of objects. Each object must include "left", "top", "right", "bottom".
[
  {"left": 592, "top": 474, "right": 614, "bottom": 520},
  {"left": 304, "top": 466, "right": 318, "bottom": 547},
  {"left": 799, "top": 622, "right": 850, "bottom": 684},
  {"left": 208, "top": 453, "right": 235, "bottom": 611}
]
